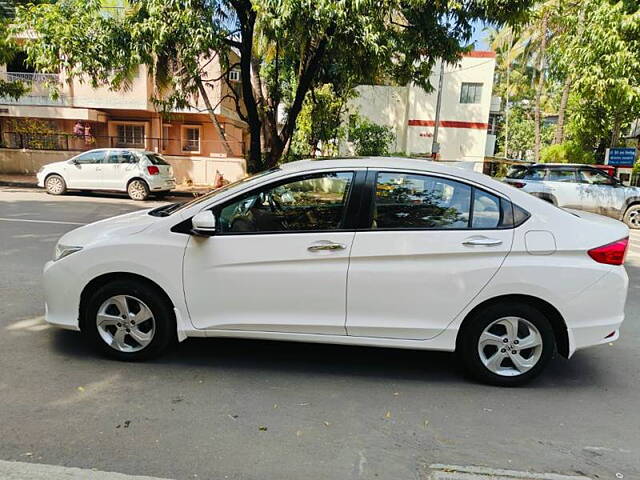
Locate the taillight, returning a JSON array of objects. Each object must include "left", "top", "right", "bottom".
[
  {"left": 510, "top": 181, "right": 526, "bottom": 188},
  {"left": 588, "top": 238, "right": 629, "bottom": 265},
  {"left": 147, "top": 165, "right": 159, "bottom": 175}
]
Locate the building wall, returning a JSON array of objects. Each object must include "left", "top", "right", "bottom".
[
  {"left": 0, "top": 148, "right": 246, "bottom": 185},
  {"left": 346, "top": 52, "right": 496, "bottom": 168}
]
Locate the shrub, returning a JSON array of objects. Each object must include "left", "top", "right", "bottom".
[
  {"left": 348, "top": 115, "right": 394, "bottom": 156},
  {"left": 540, "top": 141, "right": 595, "bottom": 164}
]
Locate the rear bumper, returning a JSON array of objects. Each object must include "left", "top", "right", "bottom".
[
  {"left": 147, "top": 176, "right": 176, "bottom": 191},
  {"left": 565, "top": 266, "right": 628, "bottom": 356}
]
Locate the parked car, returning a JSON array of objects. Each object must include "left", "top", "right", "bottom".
[
  {"left": 505, "top": 163, "right": 640, "bottom": 229},
  {"left": 43, "top": 158, "right": 629, "bottom": 386},
  {"left": 36, "top": 149, "right": 176, "bottom": 200}
]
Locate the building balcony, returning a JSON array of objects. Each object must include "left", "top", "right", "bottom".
[{"left": 0, "top": 72, "right": 69, "bottom": 106}]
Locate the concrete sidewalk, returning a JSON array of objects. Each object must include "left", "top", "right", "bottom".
[{"left": 0, "top": 173, "right": 213, "bottom": 197}]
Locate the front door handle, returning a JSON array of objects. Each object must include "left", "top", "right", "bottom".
[
  {"left": 308, "top": 242, "right": 346, "bottom": 252},
  {"left": 462, "top": 236, "right": 503, "bottom": 247}
]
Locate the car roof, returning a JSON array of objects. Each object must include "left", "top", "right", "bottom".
[{"left": 529, "top": 163, "right": 597, "bottom": 169}]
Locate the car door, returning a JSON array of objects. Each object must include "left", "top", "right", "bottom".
[
  {"left": 105, "top": 150, "right": 139, "bottom": 190},
  {"left": 545, "top": 167, "right": 581, "bottom": 208},
  {"left": 65, "top": 150, "right": 107, "bottom": 189},
  {"left": 346, "top": 170, "right": 514, "bottom": 340},
  {"left": 182, "top": 170, "right": 361, "bottom": 334},
  {"left": 577, "top": 168, "right": 623, "bottom": 217}
]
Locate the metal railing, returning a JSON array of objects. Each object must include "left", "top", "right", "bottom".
[
  {"left": 0, "top": 72, "right": 60, "bottom": 84},
  {"left": 0, "top": 72, "right": 67, "bottom": 106},
  {"left": 0, "top": 132, "right": 245, "bottom": 157}
]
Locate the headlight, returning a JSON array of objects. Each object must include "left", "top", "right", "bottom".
[{"left": 54, "top": 244, "right": 83, "bottom": 261}]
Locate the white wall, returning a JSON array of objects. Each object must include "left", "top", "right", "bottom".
[{"left": 346, "top": 53, "right": 496, "bottom": 168}]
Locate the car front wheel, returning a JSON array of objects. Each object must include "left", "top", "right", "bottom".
[
  {"left": 623, "top": 204, "right": 640, "bottom": 229},
  {"left": 458, "top": 302, "right": 555, "bottom": 386},
  {"left": 84, "top": 279, "right": 176, "bottom": 360},
  {"left": 45, "top": 174, "right": 67, "bottom": 195}
]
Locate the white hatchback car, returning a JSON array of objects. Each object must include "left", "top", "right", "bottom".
[
  {"left": 37, "top": 149, "right": 176, "bottom": 200},
  {"left": 43, "top": 158, "right": 629, "bottom": 386}
]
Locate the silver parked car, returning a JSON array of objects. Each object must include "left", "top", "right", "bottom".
[{"left": 505, "top": 163, "right": 640, "bottom": 229}]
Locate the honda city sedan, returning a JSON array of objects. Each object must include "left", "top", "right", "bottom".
[{"left": 43, "top": 158, "right": 629, "bottom": 386}]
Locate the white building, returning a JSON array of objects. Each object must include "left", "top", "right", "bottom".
[{"left": 345, "top": 52, "right": 497, "bottom": 168}]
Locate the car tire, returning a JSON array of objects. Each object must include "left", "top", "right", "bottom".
[
  {"left": 127, "top": 179, "right": 150, "bottom": 201},
  {"left": 458, "top": 302, "right": 555, "bottom": 387},
  {"left": 83, "top": 279, "right": 176, "bottom": 361},
  {"left": 45, "top": 174, "right": 67, "bottom": 195},
  {"left": 623, "top": 205, "right": 640, "bottom": 229}
]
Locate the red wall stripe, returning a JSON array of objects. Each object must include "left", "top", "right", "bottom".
[
  {"left": 408, "top": 120, "right": 489, "bottom": 129},
  {"left": 462, "top": 51, "right": 496, "bottom": 58}
]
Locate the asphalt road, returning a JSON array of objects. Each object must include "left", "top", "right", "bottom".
[{"left": 0, "top": 187, "right": 639, "bottom": 480}]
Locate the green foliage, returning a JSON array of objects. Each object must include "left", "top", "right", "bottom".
[
  {"left": 540, "top": 141, "right": 595, "bottom": 164},
  {"left": 290, "top": 84, "right": 352, "bottom": 159},
  {"left": 16, "top": 0, "right": 534, "bottom": 171},
  {"left": 348, "top": 115, "right": 394, "bottom": 156},
  {"left": 497, "top": 106, "right": 553, "bottom": 160}
]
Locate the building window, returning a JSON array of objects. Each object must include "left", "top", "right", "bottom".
[
  {"left": 162, "top": 125, "right": 171, "bottom": 151},
  {"left": 487, "top": 113, "right": 500, "bottom": 135},
  {"left": 116, "top": 124, "right": 145, "bottom": 147},
  {"left": 460, "top": 82, "right": 483, "bottom": 104},
  {"left": 228, "top": 69, "right": 241, "bottom": 82},
  {"left": 182, "top": 126, "right": 201, "bottom": 153}
]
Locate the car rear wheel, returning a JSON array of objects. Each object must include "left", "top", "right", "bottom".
[
  {"left": 623, "top": 205, "right": 640, "bottom": 229},
  {"left": 458, "top": 302, "right": 555, "bottom": 386},
  {"left": 84, "top": 279, "right": 176, "bottom": 361},
  {"left": 45, "top": 174, "right": 67, "bottom": 195},
  {"left": 127, "top": 179, "right": 149, "bottom": 201}
]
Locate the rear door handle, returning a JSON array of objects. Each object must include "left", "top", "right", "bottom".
[
  {"left": 308, "top": 242, "right": 346, "bottom": 252},
  {"left": 462, "top": 236, "right": 503, "bottom": 247}
]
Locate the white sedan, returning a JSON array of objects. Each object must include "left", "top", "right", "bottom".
[
  {"left": 43, "top": 158, "right": 629, "bottom": 386},
  {"left": 37, "top": 149, "right": 176, "bottom": 200}
]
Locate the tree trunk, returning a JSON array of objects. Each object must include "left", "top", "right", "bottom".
[
  {"left": 534, "top": 12, "right": 549, "bottom": 163},
  {"left": 235, "top": 6, "right": 263, "bottom": 173},
  {"left": 195, "top": 78, "right": 234, "bottom": 157},
  {"left": 553, "top": 76, "right": 570, "bottom": 145},
  {"left": 611, "top": 114, "right": 622, "bottom": 148},
  {"left": 553, "top": 4, "right": 586, "bottom": 146}
]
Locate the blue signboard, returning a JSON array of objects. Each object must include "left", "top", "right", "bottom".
[{"left": 607, "top": 147, "right": 637, "bottom": 167}]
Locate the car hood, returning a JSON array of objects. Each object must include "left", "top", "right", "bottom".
[{"left": 57, "top": 208, "right": 157, "bottom": 247}]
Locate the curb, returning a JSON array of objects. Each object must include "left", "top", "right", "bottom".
[{"left": 0, "top": 180, "right": 208, "bottom": 198}]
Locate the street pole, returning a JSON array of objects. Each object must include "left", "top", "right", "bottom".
[
  {"left": 431, "top": 60, "right": 445, "bottom": 159},
  {"left": 504, "top": 65, "right": 510, "bottom": 159}
]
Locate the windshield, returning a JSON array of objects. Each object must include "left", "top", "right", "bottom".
[
  {"left": 151, "top": 168, "right": 280, "bottom": 217},
  {"left": 506, "top": 165, "right": 529, "bottom": 179},
  {"left": 145, "top": 153, "right": 170, "bottom": 166}
]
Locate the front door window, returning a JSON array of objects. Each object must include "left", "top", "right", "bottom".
[{"left": 217, "top": 172, "right": 354, "bottom": 233}]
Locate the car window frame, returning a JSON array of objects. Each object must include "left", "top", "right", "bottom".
[
  {"left": 357, "top": 169, "right": 521, "bottom": 232},
  {"left": 209, "top": 169, "right": 365, "bottom": 236},
  {"left": 72, "top": 150, "right": 107, "bottom": 165},
  {"left": 578, "top": 167, "right": 616, "bottom": 186},
  {"left": 106, "top": 150, "right": 138, "bottom": 164},
  {"left": 546, "top": 167, "right": 578, "bottom": 183}
]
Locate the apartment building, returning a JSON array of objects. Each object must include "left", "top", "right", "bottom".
[
  {"left": 344, "top": 52, "right": 497, "bottom": 169},
  {"left": 0, "top": 51, "right": 248, "bottom": 184}
]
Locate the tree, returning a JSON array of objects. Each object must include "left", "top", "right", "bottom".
[
  {"left": 16, "top": 0, "right": 534, "bottom": 173},
  {"left": 347, "top": 114, "right": 394, "bottom": 156},
  {"left": 0, "top": 0, "right": 29, "bottom": 99}
]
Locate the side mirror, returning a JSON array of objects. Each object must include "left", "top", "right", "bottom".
[
  {"left": 70, "top": 158, "right": 78, "bottom": 165},
  {"left": 191, "top": 210, "right": 216, "bottom": 236}
]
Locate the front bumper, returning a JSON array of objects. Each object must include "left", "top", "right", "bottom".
[{"left": 43, "top": 260, "right": 82, "bottom": 331}]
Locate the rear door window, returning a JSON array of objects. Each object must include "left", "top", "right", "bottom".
[{"left": 547, "top": 169, "right": 576, "bottom": 182}]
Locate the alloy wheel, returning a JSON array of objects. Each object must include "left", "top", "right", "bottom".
[
  {"left": 96, "top": 295, "right": 156, "bottom": 353},
  {"left": 477, "top": 316, "right": 543, "bottom": 377},
  {"left": 46, "top": 176, "right": 64, "bottom": 194},
  {"left": 128, "top": 181, "right": 148, "bottom": 200},
  {"left": 628, "top": 210, "right": 640, "bottom": 228}
]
